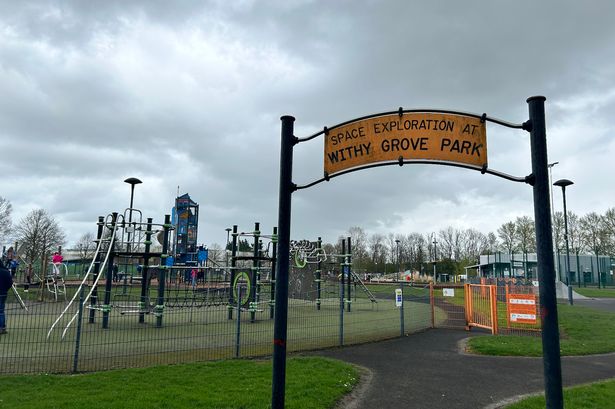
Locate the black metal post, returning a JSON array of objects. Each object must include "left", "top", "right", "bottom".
[
  {"left": 554, "top": 179, "right": 574, "bottom": 305},
  {"left": 140, "top": 218, "right": 153, "bottom": 323},
  {"left": 271, "top": 115, "right": 295, "bottom": 409},
  {"left": 156, "top": 214, "right": 171, "bottom": 328},
  {"left": 433, "top": 238, "right": 438, "bottom": 282},
  {"left": 72, "top": 286, "right": 85, "bottom": 373},
  {"left": 270, "top": 227, "right": 278, "bottom": 319},
  {"left": 90, "top": 216, "right": 104, "bottom": 323},
  {"left": 250, "top": 222, "right": 260, "bottom": 323},
  {"left": 235, "top": 284, "right": 242, "bottom": 358},
  {"left": 347, "top": 237, "right": 352, "bottom": 312},
  {"left": 341, "top": 239, "right": 346, "bottom": 307},
  {"left": 400, "top": 282, "right": 405, "bottom": 336},
  {"left": 316, "top": 237, "right": 322, "bottom": 311},
  {"left": 102, "top": 212, "right": 117, "bottom": 329},
  {"left": 395, "top": 239, "right": 401, "bottom": 281},
  {"left": 228, "top": 225, "right": 238, "bottom": 320},
  {"left": 527, "top": 95, "right": 564, "bottom": 409},
  {"left": 124, "top": 177, "right": 142, "bottom": 252}
]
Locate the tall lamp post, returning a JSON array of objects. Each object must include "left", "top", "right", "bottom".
[
  {"left": 225, "top": 227, "right": 232, "bottom": 267},
  {"left": 548, "top": 162, "right": 559, "bottom": 280},
  {"left": 554, "top": 179, "right": 574, "bottom": 306},
  {"left": 124, "top": 177, "right": 142, "bottom": 251},
  {"left": 433, "top": 238, "right": 438, "bottom": 283},
  {"left": 395, "top": 239, "right": 400, "bottom": 282}
]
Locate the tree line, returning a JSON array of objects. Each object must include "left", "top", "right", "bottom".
[{"left": 1, "top": 194, "right": 613, "bottom": 278}]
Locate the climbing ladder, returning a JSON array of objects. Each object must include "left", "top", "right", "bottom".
[{"left": 351, "top": 271, "right": 377, "bottom": 303}]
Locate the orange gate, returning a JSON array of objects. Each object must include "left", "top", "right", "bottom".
[{"left": 464, "top": 283, "right": 498, "bottom": 334}]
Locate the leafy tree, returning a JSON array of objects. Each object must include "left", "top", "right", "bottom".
[{"left": 0, "top": 196, "right": 12, "bottom": 243}]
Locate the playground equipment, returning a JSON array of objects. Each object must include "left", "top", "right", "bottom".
[
  {"left": 47, "top": 209, "right": 174, "bottom": 338},
  {"left": 290, "top": 236, "right": 377, "bottom": 310},
  {"left": 45, "top": 262, "right": 68, "bottom": 302},
  {"left": 227, "top": 222, "right": 278, "bottom": 322}
]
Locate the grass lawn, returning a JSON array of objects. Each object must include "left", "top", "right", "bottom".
[
  {"left": 506, "top": 378, "right": 615, "bottom": 409},
  {"left": 0, "top": 357, "right": 358, "bottom": 409},
  {"left": 574, "top": 287, "right": 615, "bottom": 298},
  {"left": 468, "top": 304, "right": 615, "bottom": 356}
]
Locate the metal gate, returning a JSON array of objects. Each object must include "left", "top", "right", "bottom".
[{"left": 464, "top": 283, "right": 498, "bottom": 334}]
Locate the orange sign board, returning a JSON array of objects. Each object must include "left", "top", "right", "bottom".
[
  {"left": 324, "top": 113, "right": 487, "bottom": 176},
  {"left": 507, "top": 293, "right": 537, "bottom": 324}
]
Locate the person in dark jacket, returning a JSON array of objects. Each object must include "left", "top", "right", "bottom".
[{"left": 0, "top": 259, "right": 13, "bottom": 334}]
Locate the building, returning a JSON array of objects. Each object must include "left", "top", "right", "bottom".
[{"left": 471, "top": 253, "right": 614, "bottom": 286}]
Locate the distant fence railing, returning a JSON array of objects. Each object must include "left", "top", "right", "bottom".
[{"left": 1, "top": 276, "right": 438, "bottom": 374}]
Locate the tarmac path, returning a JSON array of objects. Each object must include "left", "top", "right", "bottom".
[{"left": 316, "top": 299, "right": 615, "bottom": 409}]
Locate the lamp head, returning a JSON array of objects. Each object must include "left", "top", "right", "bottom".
[
  {"left": 124, "top": 177, "right": 143, "bottom": 186},
  {"left": 553, "top": 179, "right": 573, "bottom": 188}
]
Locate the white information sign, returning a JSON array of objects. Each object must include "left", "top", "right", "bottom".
[
  {"left": 443, "top": 288, "right": 455, "bottom": 297},
  {"left": 395, "top": 289, "right": 403, "bottom": 307}
]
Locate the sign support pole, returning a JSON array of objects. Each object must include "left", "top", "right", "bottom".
[
  {"left": 271, "top": 115, "right": 295, "bottom": 409},
  {"left": 527, "top": 96, "right": 563, "bottom": 409}
]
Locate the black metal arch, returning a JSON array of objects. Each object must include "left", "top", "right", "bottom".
[
  {"left": 296, "top": 107, "right": 529, "bottom": 144},
  {"left": 294, "top": 160, "right": 531, "bottom": 191}
]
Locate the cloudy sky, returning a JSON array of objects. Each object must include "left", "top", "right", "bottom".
[{"left": 1, "top": 0, "right": 614, "bottom": 249}]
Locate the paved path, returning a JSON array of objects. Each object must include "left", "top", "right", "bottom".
[{"left": 315, "top": 299, "right": 615, "bottom": 409}]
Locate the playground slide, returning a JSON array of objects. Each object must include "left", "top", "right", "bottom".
[{"left": 47, "top": 215, "right": 119, "bottom": 339}]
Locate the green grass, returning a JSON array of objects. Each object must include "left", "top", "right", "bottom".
[
  {"left": 574, "top": 287, "right": 615, "bottom": 298},
  {"left": 468, "top": 304, "right": 615, "bottom": 356},
  {"left": 0, "top": 357, "right": 358, "bottom": 409},
  {"left": 506, "top": 378, "right": 615, "bottom": 409}
]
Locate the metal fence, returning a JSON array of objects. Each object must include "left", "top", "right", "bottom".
[{"left": 1, "top": 274, "right": 438, "bottom": 374}]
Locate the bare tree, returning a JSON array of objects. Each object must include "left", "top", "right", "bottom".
[
  {"left": 207, "top": 243, "right": 225, "bottom": 265},
  {"left": 437, "top": 227, "right": 455, "bottom": 260},
  {"left": 367, "top": 233, "right": 386, "bottom": 265},
  {"left": 347, "top": 226, "right": 367, "bottom": 268},
  {"left": 567, "top": 212, "right": 582, "bottom": 254},
  {"left": 75, "top": 232, "right": 96, "bottom": 260},
  {"left": 15, "top": 209, "right": 66, "bottom": 279},
  {"left": 580, "top": 213, "right": 609, "bottom": 256},
  {"left": 497, "top": 221, "right": 517, "bottom": 255},
  {"left": 0, "top": 196, "right": 12, "bottom": 243},
  {"left": 486, "top": 232, "right": 499, "bottom": 253},
  {"left": 515, "top": 216, "right": 536, "bottom": 255},
  {"left": 603, "top": 208, "right": 615, "bottom": 255},
  {"left": 552, "top": 211, "right": 565, "bottom": 252}
]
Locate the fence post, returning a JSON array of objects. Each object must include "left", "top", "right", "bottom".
[
  {"left": 490, "top": 285, "right": 498, "bottom": 335},
  {"left": 72, "top": 286, "right": 85, "bottom": 373},
  {"left": 228, "top": 225, "right": 238, "bottom": 320},
  {"left": 90, "top": 216, "right": 104, "bottom": 324},
  {"left": 156, "top": 214, "right": 171, "bottom": 328},
  {"left": 235, "top": 285, "right": 242, "bottom": 358},
  {"left": 400, "top": 282, "right": 405, "bottom": 337},
  {"left": 102, "top": 212, "right": 117, "bottom": 329},
  {"left": 464, "top": 283, "right": 470, "bottom": 331},
  {"left": 339, "top": 279, "right": 344, "bottom": 346},
  {"left": 316, "top": 237, "right": 322, "bottom": 311},
  {"left": 430, "top": 282, "right": 435, "bottom": 328}
]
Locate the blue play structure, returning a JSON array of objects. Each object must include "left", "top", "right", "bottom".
[{"left": 172, "top": 193, "right": 199, "bottom": 264}]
